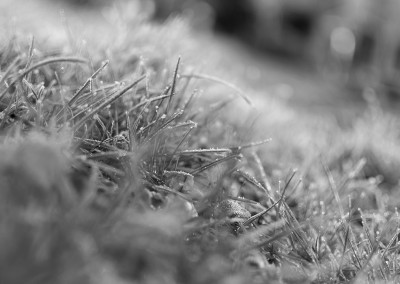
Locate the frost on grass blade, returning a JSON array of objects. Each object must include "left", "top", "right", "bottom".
[
  {"left": 68, "top": 60, "right": 109, "bottom": 106},
  {"left": 72, "top": 75, "right": 146, "bottom": 132},
  {"left": 1, "top": 57, "right": 89, "bottom": 103},
  {"left": 177, "top": 148, "right": 232, "bottom": 155}
]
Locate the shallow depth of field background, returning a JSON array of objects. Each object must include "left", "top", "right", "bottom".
[
  {"left": 3, "top": 0, "right": 400, "bottom": 121},
  {"left": 149, "top": 0, "right": 400, "bottom": 117}
]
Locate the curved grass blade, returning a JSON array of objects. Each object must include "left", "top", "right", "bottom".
[
  {"left": 0, "top": 57, "right": 88, "bottom": 100},
  {"left": 180, "top": 72, "right": 252, "bottom": 105}
]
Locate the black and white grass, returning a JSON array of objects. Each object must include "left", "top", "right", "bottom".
[{"left": 1, "top": 1, "right": 400, "bottom": 283}]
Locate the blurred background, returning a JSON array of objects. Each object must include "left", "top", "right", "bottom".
[
  {"left": 148, "top": 0, "right": 400, "bottom": 96},
  {"left": 2, "top": 0, "right": 400, "bottom": 119}
]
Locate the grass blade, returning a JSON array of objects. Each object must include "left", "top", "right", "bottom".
[
  {"left": 180, "top": 72, "right": 252, "bottom": 105},
  {"left": 68, "top": 60, "right": 109, "bottom": 106}
]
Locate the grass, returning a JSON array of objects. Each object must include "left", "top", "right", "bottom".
[{"left": 2, "top": 2, "right": 400, "bottom": 283}]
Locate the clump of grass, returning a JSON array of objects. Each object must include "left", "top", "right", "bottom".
[
  {"left": 0, "top": 26, "right": 273, "bottom": 283},
  {"left": 2, "top": 3, "right": 400, "bottom": 284}
]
